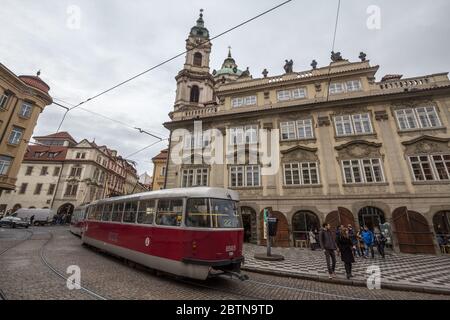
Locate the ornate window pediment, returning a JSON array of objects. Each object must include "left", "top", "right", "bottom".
[
  {"left": 402, "top": 135, "right": 450, "bottom": 155},
  {"left": 281, "top": 145, "right": 318, "bottom": 162},
  {"left": 335, "top": 140, "right": 382, "bottom": 160}
]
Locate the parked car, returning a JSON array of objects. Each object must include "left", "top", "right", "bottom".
[
  {"left": 13, "top": 208, "right": 55, "bottom": 226},
  {"left": 0, "top": 216, "right": 30, "bottom": 228}
]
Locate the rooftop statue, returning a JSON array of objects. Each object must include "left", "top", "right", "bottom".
[{"left": 284, "top": 60, "right": 294, "bottom": 73}]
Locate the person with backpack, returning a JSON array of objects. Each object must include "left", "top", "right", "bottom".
[
  {"left": 362, "top": 225, "right": 375, "bottom": 258},
  {"left": 375, "top": 230, "right": 387, "bottom": 259}
]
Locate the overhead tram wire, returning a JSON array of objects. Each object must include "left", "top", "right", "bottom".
[
  {"left": 55, "top": 0, "right": 294, "bottom": 130},
  {"left": 125, "top": 139, "right": 168, "bottom": 159},
  {"left": 326, "top": 0, "right": 342, "bottom": 102},
  {"left": 52, "top": 98, "right": 168, "bottom": 140}
]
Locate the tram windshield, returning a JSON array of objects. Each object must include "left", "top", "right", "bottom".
[{"left": 186, "top": 198, "right": 242, "bottom": 229}]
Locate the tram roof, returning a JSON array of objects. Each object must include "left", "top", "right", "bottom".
[{"left": 91, "top": 187, "right": 240, "bottom": 205}]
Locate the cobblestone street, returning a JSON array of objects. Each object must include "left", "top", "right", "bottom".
[
  {"left": 0, "top": 226, "right": 449, "bottom": 300},
  {"left": 243, "top": 243, "right": 450, "bottom": 294}
]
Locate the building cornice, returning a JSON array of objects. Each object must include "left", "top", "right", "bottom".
[{"left": 164, "top": 84, "right": 450, "bottom": 129}]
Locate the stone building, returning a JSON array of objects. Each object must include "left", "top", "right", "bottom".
[
  {"left": 151, "top": 149, "right": 168, "bottom": 191},
  {"left": 0, "top": 132, "right": 143, "bottom": 216},
  {"left": 0, "top": 64, "right": 52, "bottom": 192},
  {"left": 163, "top": 12, "right": 450, "bottom": 254}
]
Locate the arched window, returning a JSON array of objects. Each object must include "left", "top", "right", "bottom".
[
  {"left": 190, "top": 85, "right": 200, "bottom": 103},
  {"left": 193, "top": 52, "right": 203, "bottom": 67},
  {"left": 292, "top": 211, "right": 320, "bottom": 241},
  {"left": 358, "top": 207, "right": 385, "bottom": 231}
]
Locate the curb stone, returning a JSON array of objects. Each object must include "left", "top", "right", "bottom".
[{"left": 241, "top": 265, "right": 450, "bottom": 296}]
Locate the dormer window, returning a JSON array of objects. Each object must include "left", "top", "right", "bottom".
[
  {"left": 329, "top": 80, "right": 362, "bottom": 94},
  {"left": 193, "top": 52, "right": 203, "bottom": 67}
]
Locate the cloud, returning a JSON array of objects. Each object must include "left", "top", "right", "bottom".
[{"left": 2, "top": 0, "right": 449, "bottom": 175}]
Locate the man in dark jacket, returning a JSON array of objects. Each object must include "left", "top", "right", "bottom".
[{"left": 319, "top": 223, "right": 337, "bottom": 279}]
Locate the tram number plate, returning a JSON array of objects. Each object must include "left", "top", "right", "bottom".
[
  {"left": 223, "top": 219, "right": 232, "bottom": 227},
  {"left": 225, "top": 245, "right": 236, "bottom": 252}
]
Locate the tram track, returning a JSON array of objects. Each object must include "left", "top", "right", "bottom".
[
  {"left": 39, "top": 229, "right": 109, "bottom": 300},
  {"left": 0, "top": 228, "right": 34, "bottom": 300}
]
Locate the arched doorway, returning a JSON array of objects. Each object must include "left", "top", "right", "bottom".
[
  {"left": 325, "top": 207, "right": 355, "bottom": 234},
  {"left": 241, "top": 207, "right": 257, "bottom": 244},
  {"left": 433, "top": 211, "right": 450, "bottom": 238},
  {"left": 393, "top": 207, "right": 435, "bottom": 254},
  {"left": 292, "top": 211, "right": 320, "bottom": 242},
  {"left": 358, "top": 207, "right": 386, "bottom": 231},
  {"left": 259, "top": 210, "right": 289, "bottom": 247},
  {"left": 12, "top": 204, "right": 21, "bottom": 213},
  {"left": 58, "top": 203, "right": 74, "bottom": 216}
]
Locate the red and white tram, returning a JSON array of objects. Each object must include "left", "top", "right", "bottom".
[
  {"left": 81, "top": 187, "right": 245, "bottom": 280},
  {"left": 70, "top": 204, "right": 89, "bottom": 236}
]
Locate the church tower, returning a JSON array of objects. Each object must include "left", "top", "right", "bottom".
[{"left": 174, "top": 10, "right": 215, "bottom": 112}]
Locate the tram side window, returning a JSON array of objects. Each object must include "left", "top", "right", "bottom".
[
  {"left": 156, "top": 199, "right": 183, "bottom": 227},
  {"left": 137, "top": 200, "right": 155, "bottom": 224},
  {"left": 123, "top": 201, "right": 138, "bottom": 223},
  {"left": 210, "top": 199, "right": 242, "bottom": 228},
  {"left": 186, "top": 198, "right": 210, "bottom": 228},
  {"left": 95, "top": 205, "right": 104, "bottom": 220},
  {"left": 111, "top": 203, "right": 124, "bottom": 222},
  {"left": 88, "top": 206, "right": 96, "bottom": 220},
  {"left": 102, "top": 204, "right": 113, "bottom": 221}
]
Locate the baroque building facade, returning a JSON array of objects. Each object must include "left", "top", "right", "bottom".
[
  {"left": 0, "top": 63, "right": 53, "bottom": 191},
  {"left": 163, "top": 12, "right": 450, "bottom": 254}
]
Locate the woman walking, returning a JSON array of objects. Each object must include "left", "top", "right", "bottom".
[{"left": 337, "top": 227, "right": 355, "bottom": 280}]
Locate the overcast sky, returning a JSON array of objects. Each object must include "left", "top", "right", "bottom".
[{"left": 2, "top": 0, "right": 449, "bottom": 176}]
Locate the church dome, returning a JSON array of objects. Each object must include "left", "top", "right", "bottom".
[{"left": 213, "top": 48, "right": 243, "bottom": 78}]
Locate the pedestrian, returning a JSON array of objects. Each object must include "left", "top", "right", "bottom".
[
  {"left": 314, "top": 229, "right": 320, "bottom": 249},
  {"left": 348, "top": 224, "right": 360, "bottom": 257},
  {"left": 337, "top": 227, "right": 355, "bottom": 279},
  {"left": 309, "top": 229, "right": 317, "bottom": 250},
  {"left": 375, "top": 231, "right": 387, "bottom": 259},
  {"left": 319, "top": 223, "right": 337, "bottom": 279},
  {"left": 362, "top": 226, "right": 375, "bottom": 258},
  {"left": 30, "top": 215, "right": 35, "bottom": 226}
]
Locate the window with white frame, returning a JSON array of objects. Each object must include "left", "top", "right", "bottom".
[
  {"left": 229, "top": 125, "right": 258, "bottom": 145},
  {"left": 0, "top": 93, "right": 9, "bottom": 110},
  {"left": 64, "top": 183, "right": 78, "bottom": 197},
  {"left": 69, "top": 165, "right": 83, "bottom": 177},
  {"left": 296, "top": 119, "right": 314, "bottom": 139},
  {"left": 329, "top": 82, "right": 345, "bottom": 94},
  {"left": 342, "top": 159, "right": 385, "bottom": 184},
  {"left": 8, "top": 127, "right": 24, "bottom": 145},
  {"left": 409, "top": 154, "right": 450, "bottom": 181},
  {"left": 352, "top": 114, "right": 372, "bottom": 134},
  {"left": 230, "top": 165, "right": 260, "bottom": 187},
  {"left": 183, "top": 131, "right": 209, "bottom": 149},
  {"left": 329, "top": 80, "right": 362, "bottom": 94},
  {"left": 231, "top": 95, "right": 257, "bottom": 108},
  {"left": 19, "top": 103, "right": 33, "bottom": 118},
  {"left": 334, "top": 115, "right": 353, "bottom": 136},
  {"left": 277, "top": 88, "right": 307, "bottom": 101},
  {"left": 395, "top": 106, "right": 441, "bottom": 130},
  {"left": 246, "top": 165, "right": 260, "bottom": 187},
  {"left": 284, "top": 162, "right": 319, "bottom": 186},
  {"left": 346, "top": 80, "right": 362, "bottom": 92},
  {"left": 334, "top": 113, "right": 373, "bottom": 136},
  {"left": 0, "top": 155, "right": 12, "bottom": 175},
  {"left": 280, "top": 121, "right": 296, "bottom": 140},
  {"left": 181, "top": 168, "right": 208, "bottom": 187}
]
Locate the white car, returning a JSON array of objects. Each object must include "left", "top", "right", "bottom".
[{"left": 0, "top": 216, "right": 30, "bottom": 228}]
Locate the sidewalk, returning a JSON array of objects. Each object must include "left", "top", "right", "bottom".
[{"left": 242, "top": 244, "right": 450, "bottom": 295}]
